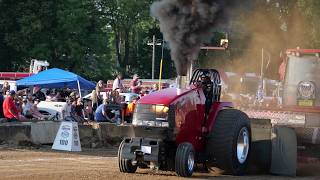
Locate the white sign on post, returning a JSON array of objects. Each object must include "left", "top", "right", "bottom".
[{"left": 52, "top": 121, "right": 81, "bottom": 151}]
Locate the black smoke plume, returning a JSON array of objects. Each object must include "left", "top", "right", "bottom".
[{"left": 151, "top": 0, "right": 228, "bottom": 76}]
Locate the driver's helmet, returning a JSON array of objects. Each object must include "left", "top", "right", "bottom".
[{"left": 200, "top": 71, "right": 210, "bottom": 82}]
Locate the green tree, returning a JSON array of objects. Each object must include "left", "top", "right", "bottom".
[
  {"left": 0, "top": 0, "right": 112, "bottom": 80},
  {"left": 96, "top": 0, "right": 173, "bottom": 78},
  {"left": 0, "top": 0, "right": 176, "bottom": 80}
]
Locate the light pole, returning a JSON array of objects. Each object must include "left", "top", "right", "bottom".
[
  {"left": 158, "top": 38, "right": 165, "bottom": 89},
  {"left": 147, "top": 35, "right": 162, "bottom": 79},
  {"left": 261, "top": 48, "right": 271, "bottom": 91}
]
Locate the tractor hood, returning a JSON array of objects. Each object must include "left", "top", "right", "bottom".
[{"left": 139, "top": 87, "right": 197, "bottom": 106}]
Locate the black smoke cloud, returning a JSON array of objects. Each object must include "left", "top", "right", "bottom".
[{"left": 151, "top": 0, "right": 229, "bottom": 76}]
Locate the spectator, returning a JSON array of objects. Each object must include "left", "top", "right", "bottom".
[
  {"left": 3, "top": 90, "right": 27, "bottom": 121},
  {"left": 130, "top": 74, "right": 142, "bottom": 94},
  {"left": 19, "top": 88, "right": 30, "bottom": 97},
  {"left": 1, "top": 81, "right": 10, "bottom": 94},
  {"left": 91, "top": 90, "right": 98, "bottom": 111},
  {"left": 4, "top": 90, "right": 9, "bottom": 98},
  {"left": 94, "top": 99, "right": 118, "bottom": 123},
  {"left": 23, "top": 95, "right": 45, "bottom": 120},
  {"left": 71, "top": 98, "right": 85, "bottom": 120},
  {"left": 150, "top": 84, "right": 159, "bottom": 93},
  {"left": 112, "top": 73, "right": 125, "bottom": 92},
  {"left": 55, "top": 90, "right": 62, "bottom": 101},
  {"left": 0, "top": 92, "right": 4, "bottom": 118},
  {"left": 33, "top": 86, "right": 46, "bottom": 101},
  {"left": 69, "top": 91, "right": 77, "bottom": 102},
  {"left": 94, "top": 99, "right": 109, "bottom": 122},
  {"left": 32, "top": 100, "right": 44, "bottom": 119},
  {"left": 96, "top": 80, "right": 104, "bottom": 105},
  {"left": 110, "top": 90, "right": 121, "bottom": 104},
  {"left": 22, "top": 98, "right": 31, "bottom": 118},
  {"left": 139, "top": 90, "right": 148, "bottom": 97},
  {"left": 120, "top": 96, "right": 127, "bottom": 123},
  {"left": 84, "top": 101, "right": 94, "bottom": 120},
  {"left": 65, "top": 97, "right": 72, "bottom": 116},
  {"left": 14, "top": 96, "right": 23, "bottom": 114},
  {"left": 46, "top": 89, "right": 61, "bottom": 102},
  {"left": 120, "top": 95, "right": 126, "bottom": 104},
  {"left": 125, "top": 96, "right": 139, "bottom": 123},
  {"left": 45, "top": 89, "right": 54, "bottom": 101},
  {"left": 60, "top": 87, "right": 71, "bottom": 100}
]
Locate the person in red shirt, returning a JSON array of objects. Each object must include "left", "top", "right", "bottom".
[
  {"left": 130, "top": 74, "right": 142, "bottom": 94},
  {"left": 3, "top": 90, "right": 25, "bottom": 121}
]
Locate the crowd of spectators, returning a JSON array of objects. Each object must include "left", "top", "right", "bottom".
[
  {"left": 0, "top": 80, "right": 83, "bottom": 122},
  {"left": 92, "top": 73, "right": 161, "bottom": 124},
  {"left": 0, "top": 72, "right": 160, "bottom": 123}
]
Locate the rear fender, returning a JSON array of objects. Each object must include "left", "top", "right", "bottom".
[{"left": 206, "top": 102, "right": 233, "bottom": 133}]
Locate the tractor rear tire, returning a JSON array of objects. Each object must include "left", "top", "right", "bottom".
[
  {"left": 206, "top": 109, "right": 251, "bottom": 175},
  {"left": 118, "top": 140, "right": 137, "bottom": 173},
  {"left": 175, "top": 143, "right": 195, "bottom": 177}
]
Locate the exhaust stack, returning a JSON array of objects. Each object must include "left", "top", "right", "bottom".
[{"left": 176, "top": 75, "right": 188, "bottom": 95}]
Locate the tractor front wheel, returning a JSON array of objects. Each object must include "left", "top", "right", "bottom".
[
  {"left": 206, "top": 109, "right": 251, "bottom": 175},
  {"left": 118, "top": 140, "right": 137, "bottom": 173},
  {"left": 175, "top": 142, "right": 195, "bottom": 177}
]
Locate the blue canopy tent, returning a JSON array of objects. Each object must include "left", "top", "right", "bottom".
[{"left": 16, "top": 68, "right": 95, "bottom": 97}]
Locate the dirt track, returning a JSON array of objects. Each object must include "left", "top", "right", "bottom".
[{"left": 0, "top": 145, "right": 319, "bottom": 180}]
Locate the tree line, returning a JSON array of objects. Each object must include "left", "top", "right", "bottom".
[
  {"left": 0, "top": 0, "right": 175, "bottom": 81},
  {"left": 0, "top": 0, "right": 319, "bottom": 81}
]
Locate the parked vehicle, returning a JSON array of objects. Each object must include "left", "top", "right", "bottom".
[{"left": 37, "top": 101, "right": 70, "bottom": 120}]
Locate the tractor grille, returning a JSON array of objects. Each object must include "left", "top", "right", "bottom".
[
  {"left": 134, "top": 104, "right": 157, "bottom": 121},
  {"left": 132, "top": 104, "right": 169, "bottom": 127}
]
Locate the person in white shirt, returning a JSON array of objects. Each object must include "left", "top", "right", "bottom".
[
  {"left": 22, "top": 94, "right": 45, "bottom": 119},
  {"left": 112, "top": 73, "right": 124, "bottom": 92},
  {"left": 150, "top": 83, "right": 159, "bottom": 93}
]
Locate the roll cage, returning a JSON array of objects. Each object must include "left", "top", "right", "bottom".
[{"left": 190, "top": 69, "right": 221, "bottom": 102}]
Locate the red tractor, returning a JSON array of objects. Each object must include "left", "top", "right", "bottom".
[{"left": 118, "top": 69, "right": 252, "bottom": 177}]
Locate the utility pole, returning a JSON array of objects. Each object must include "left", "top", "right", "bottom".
[
  {"left": 261, "top": 48, "right": 265, "bottom": 92},
  {"left": 261, "top": 48, "right": 271, "bottom": 92},
  {"left": 159, "top": 38, "right": 165, "bottom": 89},
  {"left": 147, "top": 35, "right": 161, "bottom": 79},
  {"left": 261, "top": 48, "right": 264, "bottom": 80}
]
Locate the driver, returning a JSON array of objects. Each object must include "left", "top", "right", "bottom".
[
  {"left": 200, "top": 72, "right": 214, "bottom": 117},
  {"left": 200, "top": 72, "right": 212, "bottom": 88}
]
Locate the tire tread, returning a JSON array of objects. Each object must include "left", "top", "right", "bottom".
[{"left": 206, "top": 109, "right": 251, "bottom": 175}]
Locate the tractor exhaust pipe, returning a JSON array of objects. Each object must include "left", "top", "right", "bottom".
[{"left": 176, "top": 75, "right": 187, "bottom": 95}]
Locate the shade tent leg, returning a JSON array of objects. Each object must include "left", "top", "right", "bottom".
[{"left": 77, "top": 80, "right": 82, "bottom": 98}]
